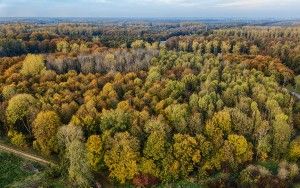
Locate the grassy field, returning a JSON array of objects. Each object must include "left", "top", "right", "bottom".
[
  {"left": 0, "top": 151, "right": 66, "bottom": 188},
  {"left": 0, "top": 152, "right": 43, "bottom": 187}
]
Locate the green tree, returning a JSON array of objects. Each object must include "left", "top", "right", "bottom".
[
  {"left": 165, "top": 103, "right": 189, "bottom": 133},
  {"left": 295, "top": 75, "right": 300, "bottom": 93},
  {"left": 6, "top": 94, "right": 38, "bottom": 135},
  {"left": 143, "top": 130, "right": 168, "bottom": 161},
  {"left": 100, "top": 108, "right": 131, "bottom": 133},
  {"left": 272, "top": 114, "right": 292, "bottom": 159},
  {"left": 67, "top": 140, "right": 92, "bottom": 187}
]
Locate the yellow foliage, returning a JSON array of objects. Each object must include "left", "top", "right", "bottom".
[
  {"left": 289, "top": 137, "right": 300, "bottom": 161},
  {"left": 139, "top": 158, "right": 160, "bottom": 177},
  {"left": 21, "top": 54, "right": 45, "bottom": 76},
  {"left": 86, "top": 135, "right": 103, "bottom": 171}
]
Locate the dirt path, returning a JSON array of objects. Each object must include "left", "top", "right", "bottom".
[{"left": 0, "top": 143, "right": 54, "bottom": 166}]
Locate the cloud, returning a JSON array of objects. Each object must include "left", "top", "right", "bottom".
[
  {"left": 0, "top": 0, "right": 299, "bottom": 17},
  {"left": 215, "top": 0, "right": 299, "bottom": 8}
]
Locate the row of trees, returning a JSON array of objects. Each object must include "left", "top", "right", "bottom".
[
  {"left": 165, "top": 26, "right": 300, "bottom": 74},
  {"left": 0, "top": 22, "right": 205, "bottom": 56}
]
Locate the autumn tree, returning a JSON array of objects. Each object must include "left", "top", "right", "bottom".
[
  {"left": 86, "top": 135, "right": 104, "bottom": 171},
  {"left": 173, "top": 134, "right": 201, "bottom": 177},
  {"left": 165, "top": 103, "right": 189, "bottom": 133},
  {"left": 104, "top": 132, "right": 140, "bottom": 184},
  {"left": 33, "top": 111, "right": 62, "bottom": 155},
  {"left": 6, "top": 94, "right": 38, "bottom": 135},
  {"left": 21, "top": 54, "right": 45, "bottom": 76},
  {"left": 67, "top": 140, "right": 92, "bottom": 187}
]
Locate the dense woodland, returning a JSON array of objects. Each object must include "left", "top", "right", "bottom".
[{"left": 1, "top": 20, "right": 300, "bottom": 187}]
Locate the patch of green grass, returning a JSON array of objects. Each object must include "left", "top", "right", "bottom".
[
  {"left": 0, "top": 152, "right": 66, "bottom": 188},
  {"left": 0, "top": 152, "right": 38, "bottom": 187}
]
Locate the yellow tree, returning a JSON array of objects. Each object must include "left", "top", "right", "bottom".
[
  {"left": 33, "top": 111, "right": 62, "bottom": 155},
  {"left": 104, "top": 132, "right": 140, "bottom": 184},
  {"left": 173, "top": 134, "right": 201, "bottom": 178},
  {"left": 21, "top": 54, "right": 45, "bottom": 76},
  {"left": 86, "top": 135, "right": 103, "bottom": 171},
  {"left": 6, "top": 94, "right": 38, "bottom": 135}
]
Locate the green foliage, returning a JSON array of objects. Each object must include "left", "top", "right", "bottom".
[
  {"left": 165, "top": 103, "right": 189, "bottom": 133},
  {"left": 6, "top": 94, "right": 38, "bottom": 137},
  {"left": 66, "top": 140, "right": 92, "bottom": 187},
  {"left": 295, "top": 75, "right": 300, "bottom": 93},
  {"left": 143, "top": 130, "right": 168, "bottom": 161},
  {"left": 2, "top": 84, "right": 17, "bottom": 99},
  {"left": 0, "top": 152, "right": 43, "bottom": 187},
  {"left": 100, "top": 108, "right": 131, "bottom": 132}
]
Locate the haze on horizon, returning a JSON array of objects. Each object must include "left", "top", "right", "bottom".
[{"left": 0, "top": 0, "right": 299, "bottom": 19}]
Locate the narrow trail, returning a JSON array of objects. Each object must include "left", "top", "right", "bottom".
[{"left": 0, "top": 143, "right": 54, "bottom": 166}]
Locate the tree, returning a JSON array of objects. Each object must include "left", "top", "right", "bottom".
[
  {"left": 67, "top": 140, "right": 92, "bottom": 187},
  {"left": 217, "top": 134, "right": 253, "bottom": 170},
  {"left": 100, "top": 108, "right": 131, "bottom": 133},
  {"left": 57, "top": 124, "right": 84, "bottom": 148},
  {"left": 230, "top": 108, "right": 253, "bottom": 137},
  {"left": 295, "top": 75, "right": 300, "bottom": 93},
  {"left": 86, "top": 135, "right": 104, "bottom": 171},
  {"left": 164, "top": 80, "right": 185, "bottom": 99},
  {"left": 33, "top": 111, "right": 62, "bottom": 155},
  {"left": 165, "top": 104, "right": 189, "bottom": 133},
  {"left": 233, "top": 42, "right": 241, "bottom": 54},
  {"left": 289, "top": 136, "right": 300, "bottom": 161},
  {"left": 56, "top": 40, "right": 70, "bottom": 53},
  {"left": 21, "top": 54, "right": 45, "bottom": 76},
  {"left": 250, "top": 45, "right": 259, "bottom": 55},
  {"left": 6, "top": 94, "right": 38, "bottom": 135},
  {"left": 221, "top": 41, "right": 230, "bottom": 54},
  {"left": 272, "top": 114, "right": 292, "bottom": 159},
  {"left": 99, "top": 82, "right": 118, "bottom": 108},
  {"left": 143, "top": 130, "right": 168, "bottom": 161},
  {"left": 2, "top": 84, "right": 17, "bottom": 99},
  {"left": 211, "top": 109, "right": 232, "bottom": 136},
  {"left": 173, "top": 134, "right": 201, "bottom": 177},
  {"left": 131, "top": 40, "right": 145, "bottom": 49},
  {"left": 104, "top": 132, "right": 140, "bottom": 184}
]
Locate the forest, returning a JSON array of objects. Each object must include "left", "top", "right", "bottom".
[{"left": 0, "top": 19, "right": 300, "bottom": 187}]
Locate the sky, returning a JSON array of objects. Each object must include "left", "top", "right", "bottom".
[{"left": 0, "top": 0, "right": 299, "bottom": 18}]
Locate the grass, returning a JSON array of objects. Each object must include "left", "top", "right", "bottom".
[
  {"left": 0, "top": 151, "right": 66, "bottom": 188},
  {"left": 0, "top": 152, "right": 42, "bottom": 187}
]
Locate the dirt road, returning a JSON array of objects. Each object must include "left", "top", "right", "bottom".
[{"left": 0, "top": 143, "right": 54, "bottom": 165}]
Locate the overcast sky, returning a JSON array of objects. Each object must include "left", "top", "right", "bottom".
[{"left": 0, "top": 0, "right": 299, "bottom": 18}]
